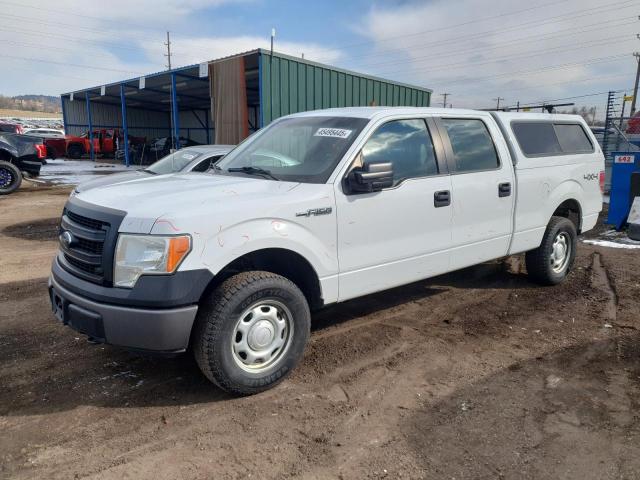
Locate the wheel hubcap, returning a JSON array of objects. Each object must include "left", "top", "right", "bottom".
[
  {"left": 232, "top": 300, "right": 293, "bottom": 372},
  {"left": 0, "top": 167, "right": 13, "bottom": 188},
  {"left": 550, "top": 232, "right": 571, "bottom": 273}
]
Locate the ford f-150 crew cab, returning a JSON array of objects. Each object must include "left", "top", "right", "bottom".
[{"left": 49, "top": 107, "right": 604, "bottom": 395}]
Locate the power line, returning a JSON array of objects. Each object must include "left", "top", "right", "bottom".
[
  {"left": 428, "top": 53, "right": 632, "bottom": 87},
  {"left": 0, "top": 54, "right": 145, "bottom": 75},
  {"left": 305, "top": 0, "right": 573, "bottom": 55},
  {"left": 312, "top": 0, "right": 638, "bottom": 61},
  {"left": 0, "top": 0, "right": 151, "bottom": 30},
  {"left": 0, "top": 26, "right": 149, "bottom": 54},
  {"left": 0, "top": 12, "right": 156, "bottom": 40},
  {"left": 375, "top": 35, "right": 633, "bottom": 77},
  {"left": 353, "top": 17, "right": 637, "bottom": 70}
]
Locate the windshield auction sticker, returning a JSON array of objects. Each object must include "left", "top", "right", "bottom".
[{"left": 314, "top": 128, "right": 353, "bottom": 139}]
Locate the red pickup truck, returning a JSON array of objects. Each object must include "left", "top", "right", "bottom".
[{"left": 45, "top": 129, "right": 145, "bottom": 159}]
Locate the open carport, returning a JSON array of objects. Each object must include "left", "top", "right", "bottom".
[{"left": 60, "top": 49, "right": 432, "bottom": 165}]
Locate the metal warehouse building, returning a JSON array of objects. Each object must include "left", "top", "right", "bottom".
[{"left": 61, "top": 48, "right": 432, "bottom": 165}]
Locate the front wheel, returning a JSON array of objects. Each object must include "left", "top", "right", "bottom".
[
  {"left": 0, "top": 160, "right": 22, "bottom": 195},
  {"left": 193, "top": 271, "right": 311, "bottom": 395},
  {"left": 525, "top": 216, "right": 577, "bottom": 285}
]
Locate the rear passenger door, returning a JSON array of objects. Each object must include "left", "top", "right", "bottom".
[{"left": 436, "top": 116, "right": 515, "bottom": 270}]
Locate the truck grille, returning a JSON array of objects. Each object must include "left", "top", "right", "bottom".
[
  {"left": 58, "top": 201, "right": 125, "bottom": 285},
  {"left": 66, "top": 210, "right": 107, "bottom": 231}
]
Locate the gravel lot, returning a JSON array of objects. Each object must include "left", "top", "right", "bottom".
[{"left": 1, "top": 183, "right": 640, "bottom": 479}]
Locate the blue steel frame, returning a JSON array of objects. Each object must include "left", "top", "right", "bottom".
[
  {"left": 61, "top": 97, "right": 68, "bottom": 134},
  {"left": 119, "top": 84, "right": 130, "bottom": 167},
  {"left": 258, "top": 53, "right": 263, "bottom": 128},
  {"left": 171, "top": 73, "right": 181, "bottom": 149},
  {"left": 85, "top": 92, "right": 94, "bottom": 162},
  {"left": 205, "top": 111, "right": 211, "bottom": 144}
]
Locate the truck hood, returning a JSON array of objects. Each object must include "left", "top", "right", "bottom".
[
  {"left": 75, "top": 170, "right": 150, "bottom": 193},
  {"left": 75, "top": 172, "right": 307, "bottom": 232}
]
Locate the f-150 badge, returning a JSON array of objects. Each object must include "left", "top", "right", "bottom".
[{"left": 296, "top": 207, "right": 333, "bottom": 217}]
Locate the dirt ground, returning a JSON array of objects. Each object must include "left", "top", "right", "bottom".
[{"left": 2, "top": 185, "right": 640, "bottom": 480}]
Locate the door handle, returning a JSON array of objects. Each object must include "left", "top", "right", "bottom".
[
  {"left": 434, "top": 190, "right": 451, "bottom": 207},
  {"left": 498, "top": 182, "right": 511, "bottom": 197}
]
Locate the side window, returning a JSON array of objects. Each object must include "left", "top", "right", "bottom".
[
  {"left": 191, "top": 155, "right": 222, "bottom": 172},
  {"left": 361, "top": 119, "right": 438, "bottom": 186},
  {"left": 512, "top": 122, "right": 561, "bottom": 156},
  {"left": 554, "top": 124, "right": 593, "bottom": 153},
  {"left": 441, "top": 118, "right": 500, "bottom": 173}
]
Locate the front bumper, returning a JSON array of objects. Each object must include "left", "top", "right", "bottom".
[{"left": 49, "top": 273, "right": 198, "bottom": 353}]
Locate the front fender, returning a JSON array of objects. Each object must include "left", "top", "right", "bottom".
[{"left": 164, "top": 217, "right": 338, "bottom": 281}]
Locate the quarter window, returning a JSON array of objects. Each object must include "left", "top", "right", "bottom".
[
  {"left": 511, "top": 122, "right": 594, "bottom": 156},
  {"left": 554, "top": 124, "right": 593, "bottom": 153},
  {"left": 361, "top": 119, "right": 438, "bottom": 186},
  {"left": 441, "top": 118, "right": 500, "bottom": 173}
]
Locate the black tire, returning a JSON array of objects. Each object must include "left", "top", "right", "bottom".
[
  {"left": 67, "top": 144, "right": 83, "bottom": 159},
  {"left": 0, "top": 160, "right": 22, "bottom": 195},
  {"left": 525, "top": 216, "right": 577, "bottom": 285},
  {"left": 193, "top": 271, "right": 311, "bottom": 395}
]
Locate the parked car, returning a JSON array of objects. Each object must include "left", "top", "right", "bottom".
[
  {"left": 65, "top": 129, "right": 146, "bottom": 159},
  {"left": 0, "top": 122, "right": 24, "bottom": 134},
  {"left": 23, "top": 128, "right": 65, "bottom": 138},
  {"left": 0, "top": 132, "right": 46, "bottom": 194},
  {"left": 145, "top": 136, "right": 201, "bottom": 163},
  {"left": 49, "top": 107, "right": 604, "bottom": 395},
  {"left": 73, "top": 145, "right": 234, "bottom": 194}
]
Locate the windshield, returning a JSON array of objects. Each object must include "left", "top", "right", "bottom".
[
  {"left": 146, "top": 150, "right": 202, "bottom": 174},
  {"left": 216, "top": 116, "right": 369, "bottom": 183}
]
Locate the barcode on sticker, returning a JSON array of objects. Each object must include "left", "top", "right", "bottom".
[{"left": 314, "top": 128, "right": 352, "bottom": 139}]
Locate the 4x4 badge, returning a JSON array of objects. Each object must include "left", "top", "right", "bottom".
[{"left": 296, "top": 207, "right": 333, "bottom": 217}]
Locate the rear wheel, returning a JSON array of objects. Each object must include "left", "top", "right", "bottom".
[
  {"left": 193, "top": 271, "right": 311, "bottom": 395},
  {"left": 0, "top": 161, "right": 22, "bottom": 195},
  {"left": 525, "top": 216, "right": 577, "bottom": 285},
  {"left": 67, "top": 144, "right": 83, "bottom": 159}
]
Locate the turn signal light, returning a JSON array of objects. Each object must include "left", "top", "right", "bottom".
[
  {"left": 167, "top": 236, "right": 191, "bottom": 272},
  {"left": 599, "top": 170, "right": 605, "bottom": 194}
]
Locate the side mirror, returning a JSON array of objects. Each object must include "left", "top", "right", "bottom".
[{"left": 348, "top": 162, "right": 394, "bottom": 193}]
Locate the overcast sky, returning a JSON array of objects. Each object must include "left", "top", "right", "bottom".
[{"left": 0, "top": 0, "right": 637, "bottom": 115}]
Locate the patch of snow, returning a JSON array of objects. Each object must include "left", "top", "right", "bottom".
[
  {"left": 582, "top": 229, "right": 640, "bottom": 249},
  {"left": 583, "top": 239, "right": 640, "bottom": 249},
  {"left": 39, "top": 159, "right": 133, "bottom": 186}
]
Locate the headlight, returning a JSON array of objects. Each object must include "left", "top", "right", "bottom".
[{"left": 114, "top": 234, "right": 191, "bottom": 288}]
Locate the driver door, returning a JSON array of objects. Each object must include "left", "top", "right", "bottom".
[{"left": 334, "top": 117, "right": 453, "bottom": 301}]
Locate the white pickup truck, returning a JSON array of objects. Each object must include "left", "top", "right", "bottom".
[{"left": 49, "top": 107, "right": 604, "bottom": 395}]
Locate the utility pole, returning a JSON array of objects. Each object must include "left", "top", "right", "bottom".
[
  {"left": 165, "top": 31, "right": 174, "bottom": 150},
  {"left": 164, "top": 31, "right": 172, "bottom": 70},
  {"left": 493, "top": 97, "right": 504, "bottom": 110},
  {"left": 270, "top": 28, "right": 276, "bottom": 56},
  {"left": 631, "top": 51, "right": 640, "bottom": 115},
  {"left": 440, "top": 93, "right": 450, "bottom": 108}
]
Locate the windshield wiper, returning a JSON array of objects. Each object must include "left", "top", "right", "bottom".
[
  {"left": 142, "top": 168, "right": 157, "bottom": 175},
  {"left": 227, "top": 166, "right": 279, "bottom": 181}
]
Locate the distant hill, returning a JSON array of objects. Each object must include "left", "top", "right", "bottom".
[{"left": 0, "top": 94, "right": 61, "bottom": 113}]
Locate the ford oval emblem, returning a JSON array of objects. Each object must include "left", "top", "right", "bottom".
[{"left": 60, "top": 231, "right": 75, "bottom": 248}]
